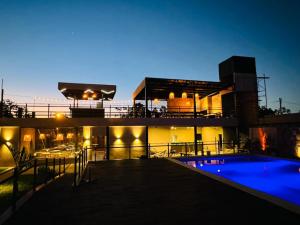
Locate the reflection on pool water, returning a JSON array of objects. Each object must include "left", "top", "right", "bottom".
[{"left": 179, "top": 155, "right": 300, "bottom": 207}]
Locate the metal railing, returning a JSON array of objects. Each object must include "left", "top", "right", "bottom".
[
  {"left": 85, "top": 141, "right": 248, "bottom": 161},
  {"left": 73, "top": 147, "right": 88, "bottom": 187},
  {"left": 0, "top": 157, "right": 68, "bottom": 216},
  {"left": 4, "top": 103, "right": 233, "bottom": 119}
]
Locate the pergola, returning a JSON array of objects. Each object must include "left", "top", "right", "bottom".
[
  {"left": 132, "top": 77, "right": 228, "bottom": 115},
  {"left": 58, "top": 82, "right": 116, "bottom": 102},
  {"left": 58, "top": 82, "right": 116, "bottom": 118}
]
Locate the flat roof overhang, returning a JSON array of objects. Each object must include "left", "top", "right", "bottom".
[
  {"left": 0, "top": 117, "right": 239, "bottom": 128},
  {"left": 58, "top": 82, "right": 116, "bottom": 100},
  {"left": 132, "top": 77, "right": 229, "bottom": 100}
]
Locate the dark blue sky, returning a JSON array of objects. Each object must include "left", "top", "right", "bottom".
[{"left": 0, "top": 0, "right": 299, "bottom": 111}]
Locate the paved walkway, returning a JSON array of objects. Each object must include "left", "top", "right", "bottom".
[{"left": 5, "top": 159, "right": 300, "bottom": 225}]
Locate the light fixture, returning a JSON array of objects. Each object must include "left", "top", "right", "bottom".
[
  {"left": 23, "top": 134, "right": 32, "bottom": 142},
  {"left": 84, "top": 89, "right": 94, "bottom": 94},
  {"left": 92, "top": 93, "right": 97, "bottom": 99},
  {"left": 82, "top": 93, "right": 88, "bottom": 99},
  {"left": 195, "top": 93, "right": 199, "bottom": 99},
  {"left": 56, "top": 133, "right": 64, "bottom": 141},
  {"left": 182, "top": 92, "right": 187, "bottom": 99},
  {"left": 67, "top": 133, "right": 74, "bottom": 139},
  {"left": 153, "top": 98, "right": 159, "bottom": 104},
  {"left": 55, "top": 113, "right": 64, "bottom": 120},
  {"left": 169, "top": 92, "right": 175, "bottom": 99},
  {"left": 101, "top": 89, "right": 115, "bottom": 94},
  {"left": 39, "top": 133, "right": 46, "bottom": 140}
]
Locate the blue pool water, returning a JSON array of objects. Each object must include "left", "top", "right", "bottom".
[{"left": 179, "top": 155, "right": 300, "bottom": 207}]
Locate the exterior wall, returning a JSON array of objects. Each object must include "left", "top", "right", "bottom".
[
  {"left": 167, "top": 98, "right": 199, "bottom": 112},
  {"left": 249, "top": 127, "right": 300, "bottom": 158},
  {"left": 0, "top": 127, "right": 19, "bottom": 167},
  {"left": 197, "top": 127, "right": 223, "bottom": 153},
  {"left": 109, "top": 126, "right": 146, "bottom": 160},
  {"left": 149, "top": 126, "right": 194, "bottom": 155}
]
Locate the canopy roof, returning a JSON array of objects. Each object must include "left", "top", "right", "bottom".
[
  {"left": 58, "top": 82, "right": 116, "bottom": 100},
  {"left": 132, "top": 77, "right": 227, "bottom": 100}
]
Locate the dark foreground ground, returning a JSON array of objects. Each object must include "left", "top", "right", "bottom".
[{"left": 5, "top": 159, "right": 300, "bottom": 225}]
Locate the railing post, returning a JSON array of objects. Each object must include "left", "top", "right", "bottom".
[
  {"left": 12, "top": 167, "right": 18, "bottom": 212},
  {"left": 148, "top": 144, "right": 151, "bottom": 158},
  {"left": 94, "top": 148, "right": 96, "bottom": 163},
  {"left": 53, "top": 158, "right": 56, "bottom": 178},
  {"left": 45, "top": 158, "right": 48, "bottom": 183},
  {"left": 63, "top": 157, "right": 66, "bottom": 173},
  {"left": 58, "top": 158, "right": 61, "bottom": 176},
  {"left": 47, "top": 104, "right": 50, "bottom": 118},
  {"left": 185, "top": 142, "right": 188, "bottom": 156},
  {"left": 78, "top": 154, "right": 81, "bottom": 179},
  {"left": 128, "top": 144, "right": 131, "bottom": 159},
  {"left": 167, "top": 143, "right": 170, "bottom": 158},
  {"left": 33, "top": 159, "right": 37, "bottom": 191},
  {"left": 74, "top": 156, "right": 77, "bottom": 187}
]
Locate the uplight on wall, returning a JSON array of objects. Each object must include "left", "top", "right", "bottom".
[
  {"left": 67, "top": 133, "right": 74, "bottom": 139},
  {"left": 169, "top": 92, "right": 175, "bottom": 99},
  {"left": 23, "top": 134, "right": 32, "bottom": 142},
  {"left": 39, "top": 133, "right": 46, "bottom": 140},
  {"left": 182, "top": 92, "right": 187, "bottom": 99},
  {"left": 153, "top": 98, "right": 159, "bottom": 104},
  {"left": 195, "top": 93, "right": 199, "bottom": 99},
  {"left": 56, "top": 133, "right": 64, "bottom": 141}
]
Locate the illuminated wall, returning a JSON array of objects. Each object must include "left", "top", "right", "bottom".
[
  {"left": 20, "top": 128, "right": 35, "bottom": 156},
  {"left": 0, "top": 127, "right": 19, "bottom": 167},
  {"left": 197, "top": 127, "right": 223, "bottom": 152},
  {"left": 167, "top": 98, "right": 199, "bottom": 112},
  {"left": 149, "top": 126, "right": 194, "bottom": 154},
  {"left": 109, "top": 126, "right": 146, "bottom": 160}
]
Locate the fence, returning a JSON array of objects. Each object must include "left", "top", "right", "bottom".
[
  {"left": 0, "top": 157, "right": 68, "bottom": 216},
  {"left": 86, "top": 141, "right": 248, "bottom": 161},
  {"left": 6, "top": 103, "right": 231, "bottom": 119},
  {"left": 73, "top": 147, "right": 88, "bottom": 187}
]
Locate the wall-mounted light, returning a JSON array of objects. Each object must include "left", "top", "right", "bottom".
[
  {"left": 56, "top": 133, "right": 64, "bottom": 141},
  {"left": 153, "top": 98, "right": 159, "bottom": 104},
  {"left": 23, "top": 134, "right": 32, "bottom": 142},
  {"left": 195, "top": 93, "right": 199, "bottom": 99},
  {"left": 55, "top": 113, "right": 64, "bottom": 120},
  {"left": 67, "top": 133, "right": 74, "bottom": 139},
  {"left": 169, "top": 92, "right": 175, "bottom": 99},
  {"left": 39, "top": 133, "right": 46, "bottom": 140},
  {"left": 92, "top": 93, "right": 97, "bottom": 99},
  {"left": 82, "top": 93, "right": 88, "bottom": 99},
  {"left": 182, "top": 92, "right": 187, "bottom": 99}
]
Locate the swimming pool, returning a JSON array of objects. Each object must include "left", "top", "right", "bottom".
[{"left": 178, "top": 155, "right": 300, "bottom": 212}]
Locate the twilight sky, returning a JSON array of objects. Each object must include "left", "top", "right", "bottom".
[{"left": 0, "top": 0, "right": 299, "bottom": 111}]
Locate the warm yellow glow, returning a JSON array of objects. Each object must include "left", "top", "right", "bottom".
[
  {"left": 56, "top": 133, "right": 64, "bottom": 141},
  {"left": 1, "top": 128, "right": 15, "bottom": 141},
  {"left": 23, "top": 134, "right": 32, "bottom": 142},
  {"left": 153, "top": 98, "right": 159, "bottom": 104},
  {"left": 67, "top": 133, "right": 74, "bottom": 139},
  {"left": 169, "top": 92, "right": 175, "bottom": 99},
  {"left": 296, "top": 146, "right": 300, "bottom": 158},
  {"left": 55, "top": 113, "right": 64, "bottom": 120},
  {"left": 195, "top": 93, "right": 199, "bottom": 99},
  {"left": 92, "top": 93, "right": 97, "bottom": 99},
  {"left": 6, "top": 142, "right": 12, "bottom": 147},
  {"left": 114, "top": 138, "right": 124, "bottom": 146},
  {"left": 131, "top": 126, "right": 143, "bottom": 139},
  {"left": 82, "top": 93, "right": 88, "bottom": 99},
  {"left": 39, "top": 133, "right": 46, "bottom": 140},
  {"left": 113, "top": 126, "right": 124, "bottom": 139},
  {"left": 83, "top": 140, "right": 91, "bottom": 148},
  {"left": 186, "top": 101, "right": 190, "bottom": 106},
  {"left": 132, "top": 138, "right": 141, "bottom": 146},
  {"left": 83, "top": 126, "right": 91, "bottom": 140},
  {"left": 182, "top": 92, "right": 187, "bottom": 99}
]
